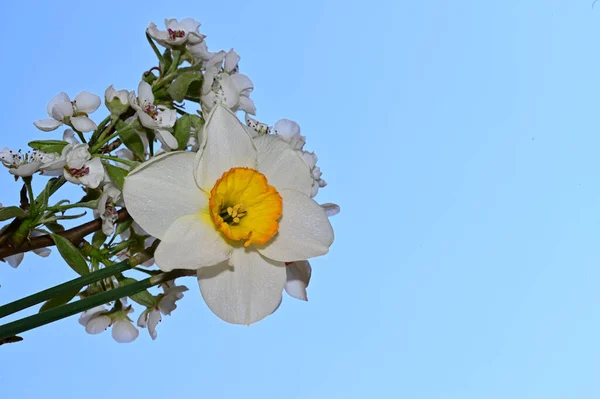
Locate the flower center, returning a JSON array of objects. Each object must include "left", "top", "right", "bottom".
[
  {"left": 168, "top": 28, "right": 186, "bottom": 41},
  {"left": 144, "top": 104, "right": 159, "bottom": 120},
  {"left": 209, "top": 167, "right": 282, "bottom": 247},
  {"left": 68, "top": 166, "right": 89, "bottom": 178}
]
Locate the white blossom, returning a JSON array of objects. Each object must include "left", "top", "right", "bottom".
[
  {"left": 147, "top": 18, "right": 205, "bottom": 48},
  {"left": 201, "top": 49, "right": 255, "bottom": 116},
  {"left": 105, "top": 85, "right": 130, "bottom": 115},
  {"left": 129, "top": 81, "right": 178, "bottom": 150},
  {"left": 42, "top": 143, "right": 104, "bottom": 188},
  {"left": 34, "top": 91, "right": 101, "bottom": 132},
  {"left": 137, "top": 281, "right": 188, "bottom": 340},
  {"left": 0, "top": 147, "right": 59, "bottom": 177},
  {"left": 93, "top": 183, "right": 123, "bottom": 236}
]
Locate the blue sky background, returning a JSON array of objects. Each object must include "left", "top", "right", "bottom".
[{"left": 2, "top": 0, "right": 600, "bottom": 398}]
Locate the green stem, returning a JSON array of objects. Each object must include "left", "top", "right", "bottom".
[
  {"left": 146, "top": 33, "right": 163, "bottom": 63},
  {"left": 89, "top": 115, "right": 112, "bottom": 144},
  {"left": 0, "top": 269, "right": 191, "bottom": 340},
  {"left": 97, "top": 155, "right": 138, "bottom": 168},
  {"left": 168, "top": 50, "right": 181, "bottom": 75},
  {"left": 90, "top": 130, "right": 121, "bottom": 153},
  {"left": 0, "top": 259, "right": 134, "bottom": 319}
]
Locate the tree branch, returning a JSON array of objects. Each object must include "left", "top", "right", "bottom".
[{"left": 0, "top": 209, "right": 131, "bottom": 259}]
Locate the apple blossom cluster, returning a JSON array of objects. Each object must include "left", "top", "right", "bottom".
[{"left": 0, "top": 18, "right": 338, "bottom": 342}]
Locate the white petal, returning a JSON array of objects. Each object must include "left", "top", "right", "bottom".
[
  {"left": 138, "top": 81, "right": 155, "bottom": 105},
  {"left": 237, "top": 96, "right": 256, "bottom": 115},
  {"left": 254, "top": 135, "right": 313, "bottom": 196},
  {"left": 155, "top": 214, "right": 231, "bottom": 271},
  {"left": 257, "top": 189, "right": 334, "bottom": 262},
  {"left": 273, "top": 119, "right": 301, "bottom": 141},
  {"left": 5, "top": 253, "right": 24, "bottom": 268},
  {"left": 34, "top": 118, "right": 63, "bottom": 132},
  {"left": 197, "top": 248, "right": 286, "bottom": 325},
  {"left": 85, "top": 315, "right": 111, "bottom": 334},
  {"left": 155, "top": 129, "right": 178, "bottom": 149},
  {"left": 79, "top": 306, "right": 107, "bottom": 326},
  {"left": 111, "top": 320, "right": 139, "bottom": 343},
  {"left": 77, "top": 157, "right": 104, "bottom": 189},
  {"left": 71, "top": 116, "right": 97, "bottom": 132},
  {"left": 224, "top": 49, "right": 240, "bottom": 73},
  {"left": 51, "top": 101, "right": 74, "bottom": 120},
  {"left": 230, "top": 73, "right": 253, "bottom": 93},
  {"left": 194, "top": 104, "right": 257, "bottom": 191},
  {"left": 321, "top": 203, "right": 340, "bottom": 217},
  {"left": 74, "top": 91, "right": 101, "bottom": 114},
  {"left": 33, "top": 247, "right": 51, "bottom": 257},
  {"left": 10, "top": 161, "right": 41, "bottom": 177},
  {"left": 285, "top": 261, "right": 312, "bottom": 301},
  {"left": 123, "top": 151, "right": 206, "bottom": 239},
  {"left": 46, "top": 92, "right": 70, "bottom": 117},
  {"left": 137, "top": 309, "right": 149, "bottom": 328},
  {"left": 148, "top": 310, "right": 161, "bottom": 340},
  {"left": 62, "top": 129, "right": 79, "bottom": 144}
]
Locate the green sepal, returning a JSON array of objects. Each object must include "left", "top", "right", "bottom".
[
  {"left": 104, "top": 164, "right": 128, "bottom": 190},
  {"left": 92, "top": 231, "right": 107, "bottom": 248}
]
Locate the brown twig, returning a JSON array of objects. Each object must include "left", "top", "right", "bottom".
[{"left": 0, "top": 209, "right": 131, "bottom": 259}]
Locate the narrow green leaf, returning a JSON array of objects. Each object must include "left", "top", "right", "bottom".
[
  {"left": 117, "top": 277, "right": 156, "bottom": 307},
  {"left": 38, "top": 286, "right": 81, "bottom": 313},
  {"left": 28, "top": 140, "right": 68, "bottom": 154},
  {"left": 167, "top": 71, "right": 203, "bottom": 102},
  {"left": 104, "top": 164, "right": 128, "bottom": 190},
  {"left": 44, "top": 222, "right": 65, "bottom": 233},
  {"left": 50, "top": 234, "right": 90, "bottom": 276},
  {"left": 0, "top": 206, "right": 26, "bottom": 221}
]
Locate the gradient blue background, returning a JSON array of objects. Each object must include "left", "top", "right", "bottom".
[{"left": 1, "top": 1, "right": 600, "bottom": 398}]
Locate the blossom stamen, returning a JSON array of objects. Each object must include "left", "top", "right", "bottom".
[
  {"left": 68, "top": 166, "right": 90, "bottom": 177},
  {"left": 167, "top": 28, "right": 185, "bottom": 41}
]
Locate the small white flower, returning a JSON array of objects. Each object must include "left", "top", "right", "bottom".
[
  {"left": 245, "top": 115, "right": 271, "bottom": 137},
  {"left": 129, "top": 81, "right": 178, "bottom": 150},
  {"left": 188, "top": 40, "right": 217, "bottom": 62},
  {"left": 284, "top": 260, "right": 312, "bottom": 301},
  {"left": 79, "top": 305, "right": 111, "bottom": 334},
  {"left": 94, "top": 183, "right": 123, "bottom": 236},
  {"left": 147, "top": 18, "right": 205, "bottom": 48},
  {"left": 34, "top": 91, "right": 101, "bottom": 133},
  {"left": 137, "top": 281, "right": 188, "bottom": 340},
  {"left": 1, "top": 231, "right": 51, "bottom": 268},
  {"left": 42, "top": 143, "right": 104, "bottom": 188},
  {"left": 201, "top": 49, "right": 255, "bottom": 116},
  {"left": 0, "top": 147, "right": 59, "bottom": 177},
  {"left": 105, "top": 85, "right": 130, "bottom": 115}
]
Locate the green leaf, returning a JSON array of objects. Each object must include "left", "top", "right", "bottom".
[
  {"left": 80, "top": 187, "right": 102, "bottom": 203},
  {"left": 104, "top": 164, "right": 128, "bottom": 190},
  {"left": 44, "top": 222, "right": 65, "bottom": 233},
  {"left": 0, "top": 206, "right": 26, "bottom": 221},
  {"left": 92, "top": 231, "right": 107, "bottom": 248},
  {"left": 117, "top": 277, "right": 156, "bottom": 307},
  {"left": 167, "top": 71, "right": 203, "bottom": 102},
  {"left": 114, "top": 219, "right": 133, "bottom": 237},
  {"left": 173, "top": 114, "right": 203, "bottom": 150},
  {"left": 38, "top": 286, "right": 81, "bottom": 313},
  {"left": 118, "top": 125, "right": 146, "bottom": 160},
  {"left": 28, "top": 140, "right": 68, "bottom": 154},
  {"left": 51, "top": 234, "right": 90, "bottom": 276}
]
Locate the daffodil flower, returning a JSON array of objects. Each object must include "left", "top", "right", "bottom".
[
  {"left": 128, "top": 81, "right": 178, "bottom": 150},
  {"left": 123, "top": 105, "right": 334, "bottom": 325},
  {"left": 34, "top": 91, "right": 101, "bottom": 132}
]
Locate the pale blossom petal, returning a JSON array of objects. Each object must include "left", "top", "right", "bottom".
[
  {"left": 77, "top": 157, "right": 104, "bottom": 189},
  {"left": 33, "top": 247, "right": 52, "bottom": 257},
  {"left": 254, "top": 135, "right": 313, "bottom": 196},
  {"left": 285, "top": 261, "right": 311, "bottom": 301},
  {"left": 155, "top": 129, "right": 178, "bottom": 149},
  {"left": 111, "top": 320, "right": 139, "bottom": 343},
  {"left": 34, "top": 118, "right": 63, "bottom": 132},
  {"left": 321, "top": 203, "right": 340, "bottom": 217},
  {"left": 237, "top": 96, "right": 256, "bottom": 115},
  {"left": 71, "top": 116, "right": 97, "bottom": 133},
  {"left": 51, "top": 101, "right": 74, "bottom": 121},
  {"left": 230, "top": 73, "right": 253, "bottom": 93},
  {"left": 138, "top": 81, "right": 154, "bottom": 105},
  {"left": 197, "top": 248, "right": 286, "bottom": 325},
  {"left": 257, "top": 189, "right": 334, "bottom": 262},
  {"left": 62, "top": 129, "right": 79, "bottom": 144},
  {"left": 224, "top": 49, "right": 240, "bottom": 73},
  {"left": 123, "top": 152, "right": 206, "bottom": 239},
  {"left": 155, "top": 214, "right": 231, "bottom": 271},
  {"left": 5, "top": 253, "right": 24, "bottom": 268},
  {"left": 194, "top": 105, "right": 257, "bottom": 191},
  {"left": 46, "top": 92, "right": 70, "bottom": 117},
  {"left": 79, "top": 306, "right": 107, "bottom": 326},
  {"left": 86, "top": 315, "right": 111, "bottom": 334},
  {"left": 73, "top": 91, "right": 101, "bottom": 113}
]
